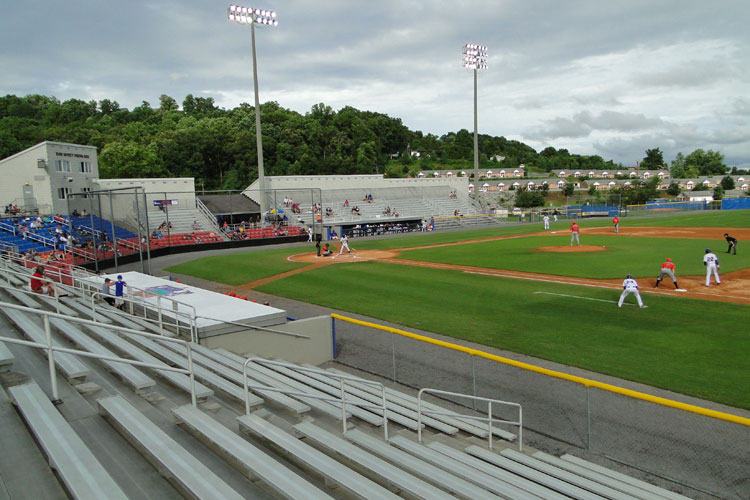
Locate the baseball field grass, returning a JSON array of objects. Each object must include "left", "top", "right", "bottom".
[
  {"left": 255, "top": 262, "right": 750, "bottom": 408},
  {"left": 166, "top": 209, "right": 750, "bottom": 409}
]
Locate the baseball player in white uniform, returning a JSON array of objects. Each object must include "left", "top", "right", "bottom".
[
  {"left": 703, "top": 248, "right": 721, "bottom": 286},
  {"left": 618, "top": 274, "right": 647, "bottom": 308},
  {"left": 339, "top": 233, "right": 351, "bottom": 254},
  {"left": 543, "top": 214, "right": 550, "bottom": 230}
]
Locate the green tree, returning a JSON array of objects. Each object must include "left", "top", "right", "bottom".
[
  {"left": 720, "top": 175, "right": 735, "bottom": 190},
  {"left": 159, "top": 95, "right": 179, "bottom": 112},
  {"left": 713, "top": 185, "right": 724, "bottom": 200},
  {"left": 514, "top": 187, "right": 544, "bottom": 208},
  {"left": 666, "top": 181, "right": 681, "bottom": 196},
  {"left": 641, "top": 148, "right": 665, "bottom": 170},
  {"left": 684, "top": 149, "right": 727, "bottom": 176},
  {"left": 563, "top": 181, "right": 575, "bottom": 196},
  {"left": 670, "top": 152, "right": 686, "bottom": 178}
]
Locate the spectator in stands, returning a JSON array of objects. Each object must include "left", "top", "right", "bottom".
[
  {"left": 344, "top": 199, "right": 349, "bottom": 208},
  {"left": 192, "top": 220, "right": 201, "bottom": 231},
  {"left": 101, "top": 278, "right": 115, "bottom": 306},
  {"left": 30, "top": 266, "right": 58, "bottom": 297},
  {"left": 71, "top": 209, "right": 81, "bottom": 217},
  {"left": 114, "top": 275, "right": 127, "bottom": 310},
  {"left": 81, "top": 209, "right": 88, "bottom": 216}
]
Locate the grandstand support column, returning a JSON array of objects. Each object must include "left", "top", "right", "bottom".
[
  {"left": 164, "top": 191, "right": 171, "bottom": 243},
  {"left": 134, "top": 188, "right": 145, "bottom": 274},
  {"left": 142, "top": 189, "right": 152, "bottom": 275},
  {"left": 109, "top": 191, "right": 118, "bottom": 272},
  {"left": 88, "top": 195, "right": 99, "bottom": 273}
]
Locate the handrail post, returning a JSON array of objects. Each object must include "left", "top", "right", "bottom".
[
  {"left": 488, "top": 400, "right": 494, "bottom": 450},
  {"left": 340, "top": 378, "right": 347, "bottom": 434},
  {"left": 43, "top": 315, "right": 61, "bottom": 404},
  {"left": 518, "top": 406, "right": 523, "bottom": 452},
  {"left": 186, "top": 343, "right": 197, "bottom": 408},
  {"left": 417, "top": 389, "right": 424, "bottom": 444},
  {"left": 381, "top": 384, "right": 389, "bottom": 441},
  {"left": 242, "top": 359, "right": 252, "bottom": 415},
  {"left": 391, "top": 331, "right": 396, "bottom": 382}
]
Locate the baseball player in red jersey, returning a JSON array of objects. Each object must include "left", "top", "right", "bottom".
[
  {"left": 570, "top": 221, "right": 580, "bottom": 246},
  {"left": 654, "top": 258, "right": 686, "bottom": 291},
  {"left": 612, "top": 215, "right": 619, "bottom": 233}
]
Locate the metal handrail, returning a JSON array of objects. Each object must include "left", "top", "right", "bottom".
[
  {"left": 194, "top": 315, "right": 310, "bottom": 340},
  {"left": 0, "top": 300, "right": 198, "bottom": 407},
  {"left": 242, "top": 357, "right": 389, "bottom": 439},
  {"left": 417, "top": 388, "right": 523, "bottom": 451},
  {"left": 0, "top": 255, "right": 197, "bottom": 341}
]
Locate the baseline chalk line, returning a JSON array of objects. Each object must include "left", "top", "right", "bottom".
[{"left": 534, "top": 291, "right": 636, "bottom": 306}]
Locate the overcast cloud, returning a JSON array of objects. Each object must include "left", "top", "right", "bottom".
[{"left": 2, "top": 1, "right": 749, "bottom": 168}]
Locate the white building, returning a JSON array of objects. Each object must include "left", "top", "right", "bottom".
[{"left": 0, "top": 141, "right": 100, "bottom": 214}]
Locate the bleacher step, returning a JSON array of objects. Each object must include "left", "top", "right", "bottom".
[
  {"left": 173, "top": 405, "right": 334, "bottom": 500},
  {"left": 10, "top": 383, "right": 129, "bottom": 500},
  {"left": 98, "top": 395, "right": 245, "bottom": 500}
]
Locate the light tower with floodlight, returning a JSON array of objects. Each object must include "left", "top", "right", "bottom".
[
  {"left": 463, "top": 43, "right": 487, "bottom": 196},
  {"left": 228, "top": 4, "right": 278, "bottom": 219}
]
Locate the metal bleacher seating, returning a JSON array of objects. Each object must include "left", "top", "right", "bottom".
[
  {"left": 9, "top": 382, "right": 129, "bottom": 500},
  {"left": 0, "top": 252, "right": 696, "bottom": 499}
]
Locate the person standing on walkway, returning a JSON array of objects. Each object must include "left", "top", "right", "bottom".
[
  {"left": 114, "top": 274, "right": 128, "bottom": 309},
  {"left": 618, "top": 274, "right": 646, "bottom": 308},
  {"left": 570, "top": 221, "right": 580, "bottom": 246},
  {"left": 703, "top": 249, "right": 721, "bottom": 286}
]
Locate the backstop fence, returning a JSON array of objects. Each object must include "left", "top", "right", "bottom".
[{"left": 331, "top": 314, "right": 750, "bottom": 500}]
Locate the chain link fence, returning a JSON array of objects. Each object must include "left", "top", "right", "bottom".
[{"left": 332, "top": 315, "right": 750, "bottom": 500}]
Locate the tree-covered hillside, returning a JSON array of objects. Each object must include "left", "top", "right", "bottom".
[{"left": 0, "top": 94, "right": 729, "bottom": 189}]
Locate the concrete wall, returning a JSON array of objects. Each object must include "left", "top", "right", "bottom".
[
  {"left": 202, "top": 315, "right": 333, "bottom": 365},
  {"left": 93, "top": 178, "right": 195, "bottom": 227},
  {"left": 0, "top": 142, "right": 100, "bottom": 214}
]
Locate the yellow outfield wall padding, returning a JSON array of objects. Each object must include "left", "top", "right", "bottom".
[{"left": 331, "top": 313, "right": 750, "bottom": 427}]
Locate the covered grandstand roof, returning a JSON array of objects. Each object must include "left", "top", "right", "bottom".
[{"left": 198, "top": 194, "right": 259, "bottom": 215}]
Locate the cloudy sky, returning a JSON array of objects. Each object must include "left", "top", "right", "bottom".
[{"left": 2, "top": 1, "right": 749, "bottom": 167}]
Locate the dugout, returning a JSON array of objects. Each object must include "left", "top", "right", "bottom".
[{"left": 325, "top": 217, "right": 423, "bottom": 239}]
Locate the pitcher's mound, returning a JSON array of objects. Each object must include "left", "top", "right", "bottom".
[
  {"left": 289, "top": 249, "right": 399, "bottom": 263},
  {"left": 536, "top": 245, "right": 607, "bottom": 253}
]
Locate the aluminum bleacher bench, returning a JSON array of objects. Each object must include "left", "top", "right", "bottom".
[
  {"left": 500, "top": 448, "right": 635, "bottom": 500},
  {"left": 63, "top": 298, "right": 113, "bottom": 323},
  {"left": 271, "top": 361, "right": 433, "bottom": 432},
  {"left": 555, "top": 453, "right": 692, "bottom": 500},
  {"left": 327, "top": 366, "right": 517, "bottom": 441},
  {"left": 34, "top": 295, "right": 80, "bottom": 317},
  {"left": 237, "top": 413, "right": 402, "bottom": 500},
  {"left": 466, "top": 445, "right": 609, "bottom": 500},
  {"left": 98, "top": 395, "right": 245, "bottom": 500},
  {"left": 241, "top": 357, "right": 356, "bottom": 421},
  {"left": 83, "top": 324, "right": 214, "bottom": 400},
  {"left": 388, "top": 435, "right": 541, "bottom": 500},
  {"left": 9, "top": 383, "right": 129, "bottom": 500},
  {"left": 94, "top": 308, "right": 145, "bottom": 331},
  {"left": 161, "top": 342, "right": 311, "bottom": 414},
  {"left": 0, "top": 340, "right": 15, "bottom": 372},
  {"left": 344, "top": 428, "right": 504, "bottom": 500},
  {"left": 173, "top": 405, "right": 335, "bottom": 500},
  {"left": 426, "top": 441, "right": 569, "bottom": 500},
  {"left": 300, "top": 362, "right": 459, "bottom": 435},
  {"left": 294, "top": 421, "right": 456, "bottom": 500},
  {"left": 1, "top": 288, "right": 43, "bottom": 308},
  {"left": 1, "top": 308, "right": 89, "bottom": 383},
  {"left": 119, "top": 332, "right": 263, "bottom": 407},
  {"left": 49, "top": 317, "right": 155, "bottom": 392}
]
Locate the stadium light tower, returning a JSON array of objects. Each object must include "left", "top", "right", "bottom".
[
  {"left": 228, "top": 4, "right": 278, "bottom": 219},
  {"left": 463, "top": 43, "right": 488, "bottom": 196}
]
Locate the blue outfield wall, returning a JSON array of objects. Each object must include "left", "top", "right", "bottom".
[
  {"left": 721, "top": 197, "right": 750, "bottom": 210},
  {"left": 645, "top": 200, "right": 707, "bottom": 211}
]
